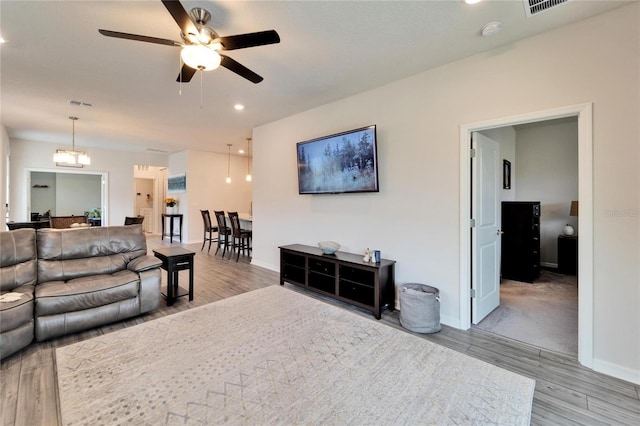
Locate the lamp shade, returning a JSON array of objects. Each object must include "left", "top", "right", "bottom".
[
  {"left": 180, "top": 45, "right": 221, "bottom": 71},
  {"left": 570, "top": 200, "right": 579, "bottom": 217}
]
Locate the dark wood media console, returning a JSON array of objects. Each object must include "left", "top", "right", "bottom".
[{"left": 279, "top": 244, "right": 396, "bottom": 319}]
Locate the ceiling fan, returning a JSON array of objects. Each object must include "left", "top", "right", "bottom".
[{"left": 98, "top": 0, "right": 280, "bottom": 84}]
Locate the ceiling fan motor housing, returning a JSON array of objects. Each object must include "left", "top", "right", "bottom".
[
  {"left": 180, "top": 9, "right": 218, "bottom": 46},
  {"left": 190, "top": 7, "right": 211, "bottom": 25}
]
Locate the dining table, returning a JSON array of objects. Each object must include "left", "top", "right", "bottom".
[{"left": 236, "top": 212, "right": 252, "bottom": 230}]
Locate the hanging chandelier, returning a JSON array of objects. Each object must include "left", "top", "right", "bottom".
[
  {"left": 226, "top": 144, "right": 232, "bottom": 183},
  {"left": 53, "top": 116, "right": 91, "bottom": 166},
  {"left": 245, "top": 137, "right": 252, "bottom": 182}
]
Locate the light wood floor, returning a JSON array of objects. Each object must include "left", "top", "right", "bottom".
[{"left": 1, "top": 236, "right": 639, "bottom": 425}]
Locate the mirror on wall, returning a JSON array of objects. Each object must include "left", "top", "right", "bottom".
[{"left": 29, "top": 170, "right": 106, "bottom": 224}]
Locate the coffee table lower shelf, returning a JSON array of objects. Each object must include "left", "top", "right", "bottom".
[{"left": 161, "top": 286, "right": 190, "bottom": 301}]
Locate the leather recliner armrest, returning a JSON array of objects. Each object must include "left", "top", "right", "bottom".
[{"left": 127, "top": 255, "right": 162, "bottom": 273}]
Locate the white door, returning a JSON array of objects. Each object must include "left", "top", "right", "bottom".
[{"left": 471, "top": 132, "right": 501, "bottom": 324}]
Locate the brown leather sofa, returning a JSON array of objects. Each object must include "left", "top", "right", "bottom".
[
  {"left": 0, "top": 229, "right": 37, "bottom": 359},
  {"left": 0, "top": 225, "right": 162, "bottom": 359}
]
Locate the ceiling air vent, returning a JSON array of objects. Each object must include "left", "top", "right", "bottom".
[
  {"left": 524, "top": 0, "right": 571, "bottom": 17},
  {"left": 69, "top": 100, "right": 93, "bottom": 108}
]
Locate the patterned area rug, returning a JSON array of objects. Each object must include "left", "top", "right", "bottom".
[{"left": 56, "top": 285, "right": 534, "bottom": 425}]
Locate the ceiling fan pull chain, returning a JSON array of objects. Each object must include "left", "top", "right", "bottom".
[{"left": 200, "top": 71, "right": 204, "bottom": 109}]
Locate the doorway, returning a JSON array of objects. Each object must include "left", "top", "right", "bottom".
[
  {"left": 459, "top": 103, "right": 594, "bottom": 368},
  {"left": 27, "top": 168, "right": 108, "bottom": 225},
  {"left": 134, "top": 178, "right": 155, "bottom": 233},
  {"left": 133, "top": 165, "right": 167, "bottom": 235},
  {"left": 472, "top": 119, "right": 579, "bottom": 357}
]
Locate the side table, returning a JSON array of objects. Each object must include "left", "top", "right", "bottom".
[
  {"left": 161, "top": 213, "right": 183, "bottom": 243},
  {"left": 557, "top": 235, "right": 578, "bottom": 275},
  {"left": 153, "top": 247, "right": 195, "bottom": 306}
]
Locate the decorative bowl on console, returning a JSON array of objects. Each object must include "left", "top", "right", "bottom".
[{"left": 318, "top": 241, "right": 340, "bottom": 255}]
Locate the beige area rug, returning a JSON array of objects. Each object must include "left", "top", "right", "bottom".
[
  {"left": 56, "top": 285, "right": 535, "bottom": 425},
  {"left": 475, "top": 269, "right": 578, "bottom": 356}
]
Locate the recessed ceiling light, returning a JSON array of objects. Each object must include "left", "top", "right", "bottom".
[
  {"left": 0, "top": 37, "right": 5, "bottom": 44},
  {"left": 481, "top": 21, "right": 502, "bottom": 37},
  {"left": 234, "top": 104, "right": 244, "bottom": 111},
  {"left": 465, "top": 0, "right": 483, "bottom": 4},
  {"left": 238, "top": 149, "right": 245, "bottom": 154}
]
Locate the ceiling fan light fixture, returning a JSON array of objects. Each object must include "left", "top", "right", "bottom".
[{"left": 180, "top": 45, "right": 221, "bottom": 71}]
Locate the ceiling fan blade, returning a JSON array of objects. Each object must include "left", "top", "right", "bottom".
[
  {"left": 161, "top": 0, "right": 198, "bottom": 37},
  {"left": 216, "top": 30, "right": 280, "bottom": 51},
  {"left": 98, "top": 29, "right": 180, "bottom": 46},
  {"left": 176, "top": 64, "right": 198, "bottom": 83},
  {"left": 220, "top": 55, "right": 263, "bottom": 84}
]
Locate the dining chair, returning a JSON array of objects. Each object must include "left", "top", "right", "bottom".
[
  {"left": 213, "top": 210, "right": 232, "bottom": 257},
  {"left": 124, "top": 216, "right": 144, "bottom": 225},
  {"left": 200, "top": 210, "right": 219, "bottom": 253},
  {"left": 227, "top": 211, "right": 252, "bottom": 262}
]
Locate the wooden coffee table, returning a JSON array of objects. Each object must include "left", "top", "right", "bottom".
[{"left": 153, "top": 247, "right": 195, "bottom": 306}]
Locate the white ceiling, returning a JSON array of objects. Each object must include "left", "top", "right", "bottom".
[{"left": 0, "top": 0, "right": 631, "bottom": 155}]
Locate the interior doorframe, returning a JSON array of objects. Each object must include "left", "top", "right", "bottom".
[
  {"left": 26, "top": 167, "right": 109, "bottom": 226},
  {"left": 459, "top": 103, "right": 593, "bottom": 368}
]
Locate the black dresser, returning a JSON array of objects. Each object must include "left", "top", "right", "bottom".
[{"left": 501, "top": 201, "right": 540, "bottom": 283}]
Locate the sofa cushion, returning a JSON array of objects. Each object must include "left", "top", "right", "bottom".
[
  {"left": 36, "top": 270, "right": 140, "bottom": 316},
  {"left": 0, "top": 320, "right": 34, "bottom": 360},
  {"left": 0, "top": 285, "right": 35, "bottom": 332},
  {"left": 35, "top": 298, "right": 140, "bottom": 342},
  {"left": 1, "top": 229, "right": 37, "bottom": 292},
  {"left": 37, "top": 226, "right": 147, "bottom": 283}
]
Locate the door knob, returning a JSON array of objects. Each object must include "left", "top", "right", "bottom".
[{"left": 497, "top": 229, "right": 504, "bottom": 235}]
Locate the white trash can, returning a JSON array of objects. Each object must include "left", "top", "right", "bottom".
[{"left": 399, "top": 284, "right": 441, "bottom": 333}]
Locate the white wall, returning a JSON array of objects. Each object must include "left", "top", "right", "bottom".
[
  {"left": 8, "top": 139, "right": 168, "bottom": 225},
  {"left": 515, "top": 118, "right": 579, "bottom": 265},
  {"left": 30, "top": 172, "right": 56, "bottom": 215},
  {"left": 1, "top": 126, "right": 10, "bottom": 230},
  {"left": 252, "top": 4, "right": 639, "bottom": 383},
  {"left": 167, "top": 150, "right": 252, "bottom": 244},
  {"left": 55, "top": 173, "right": 102, "bottom": 216},
  {"left": 166, "top": 151, "right": 188, "bottom": 242}
]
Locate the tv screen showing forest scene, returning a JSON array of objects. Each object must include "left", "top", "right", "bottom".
[{"left": 297, "top": 125, "right": 379, "bottom": 194}]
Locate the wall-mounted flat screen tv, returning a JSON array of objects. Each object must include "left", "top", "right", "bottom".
[{"left": 297, "top": 125, "right": 379, "bottom": 194}]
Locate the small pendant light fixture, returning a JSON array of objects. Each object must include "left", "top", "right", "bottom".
[
  {"left": 226, "top": 144, "right": 232, "bottom": 183},
  {"left": 245, "top": 137, "right": 252, "bottom": 182}
]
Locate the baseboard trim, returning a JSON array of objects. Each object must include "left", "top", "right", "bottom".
[
  {"left": 592, "top": 358, "right": 640, "bottom": 385},
  {"left": 250, "top": 259, "right": 279, "bottom": 272}
]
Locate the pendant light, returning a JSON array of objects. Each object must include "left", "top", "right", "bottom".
[
  {"left": 245, "top": 138, "right": 252, "bottom": 182},
  {"left": 53, "top": 116, "right": 91, "bottom": 166},
  {"left": 226, "top": 144, "right": 232, "bottom": 183}
]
